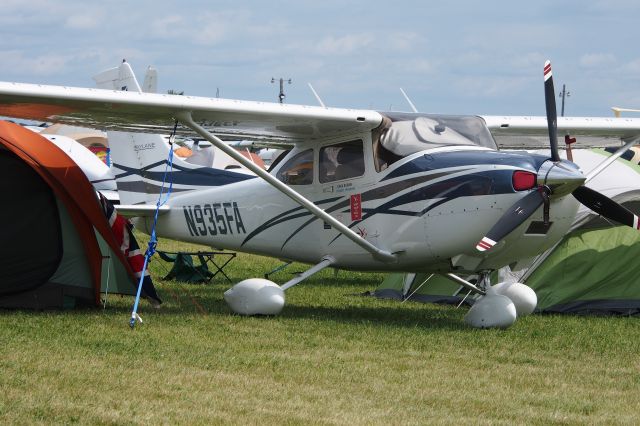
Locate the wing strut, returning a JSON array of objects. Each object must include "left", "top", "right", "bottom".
[
  {"left": 177, "top": 112, "right": 397, "bottom": 263},
  {"left": 585, "top": 135, "right": 640, "bottom": 183}
]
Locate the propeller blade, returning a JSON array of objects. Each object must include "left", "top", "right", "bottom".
[
  {"left": 544, "top": 60, "right": 561, "bottom": 162},
  {"left": 476, "top": 190, "right": 545, "bottom": 252},
  {"left": 572, "top": 186, "right": 640, "bottom": 229}
]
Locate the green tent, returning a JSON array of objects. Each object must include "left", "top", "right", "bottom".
[
  {"left": 374, "top": 224, "right": 640, "bottom": 315},
  {"left": 526, "top": 225, "right": 640, "bottom": 314},
  {"left": 375, "top": 148, "right": 640, "bottom": 315}
]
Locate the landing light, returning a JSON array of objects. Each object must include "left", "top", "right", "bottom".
[{"left": 512, "top": 171, "right": 536, "bottom": 191}]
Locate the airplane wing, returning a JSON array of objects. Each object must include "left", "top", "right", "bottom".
[
  {"left": 0, "top": 82, "right": 382, "bottom": 144},
  {"left": 2, "top": 81, "right": 639, "bottom": 149},
  {"left": 482, "top": 115, "right": 640, "bottom": 149}
]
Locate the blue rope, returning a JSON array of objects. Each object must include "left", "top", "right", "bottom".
[{"left": 129, "top": 122, "right": 177, "bottom": 328}]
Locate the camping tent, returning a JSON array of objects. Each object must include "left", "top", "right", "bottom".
[
  {"left": 0, "top": 121, "right": 140, "bottom": 309},
  {"left": 374, "top": 149, "right": 640, "bottom": 315},
  {"left": 374, "top": 221, "right": 640, "bottom": 315},
  {"left": 374, "top": 211, "right": 640, "bottom": 315}
]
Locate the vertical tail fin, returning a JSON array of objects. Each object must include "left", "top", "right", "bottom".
[
  {"left": 93, "top": 60, "right": 142, "bottom": 92},
  {"left": 142, "top": 66, "right": 158, "bottom": 93},
  {"left": 94, "top": 61, "right": 196, "bottom": 204},
  {"left": 109, "top": 131, "right": 177, "bottom": 204},
  {"left": 110, "top": 130, "right": 255, "bottom": 205}
]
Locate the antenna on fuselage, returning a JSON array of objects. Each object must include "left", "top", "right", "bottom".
[
  {"left": 400, "top": 88, "right": 419, "bottom": 113},
  {"left": 307, "top": 83, "right": 326, "bottom": 108}
]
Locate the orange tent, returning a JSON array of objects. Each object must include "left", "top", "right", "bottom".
[{"left": 0, "top": 121, "right": 139, "bottom": 308}]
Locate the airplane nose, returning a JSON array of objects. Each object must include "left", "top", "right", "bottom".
[{"left": 536, "top": 159, "right": 585, "bottom": 196}]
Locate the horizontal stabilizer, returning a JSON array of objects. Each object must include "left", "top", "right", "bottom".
[{"left": 115, "top": 204, "right": 170, "bottom": 217}]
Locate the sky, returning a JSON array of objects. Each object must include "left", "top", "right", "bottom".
[{"left": 1, "top": 0, "right": 640, "bottom": 116}]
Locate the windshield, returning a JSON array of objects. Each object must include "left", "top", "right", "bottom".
[
  {"left": 276, "top": 149, "right": 313, "bottom": 185},
  {"left": 377, "top": 113, "right": 497, "bottom": 156}
]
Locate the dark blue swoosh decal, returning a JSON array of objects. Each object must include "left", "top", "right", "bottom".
[
  {"left": 382, "top": 150, "right": 546, "bottom": 181},
  {"left": 241, "top": 196, "right": 342, "bottom": 246},
  {"left": 245, "top": 170, "right": 463, "bottom": 247},
  {"left": 245, "top": 168, "right": 517, "bottom": 250},
  {"left": 327, "top": 170, "right": 516, "bottom": 245},
  {"left": 114, "top": 161, "right": 256, "bottom": 187}
]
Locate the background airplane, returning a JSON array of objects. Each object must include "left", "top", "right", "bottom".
[{"left": 96, "top": 61, "right": 260, "bottom": 176}]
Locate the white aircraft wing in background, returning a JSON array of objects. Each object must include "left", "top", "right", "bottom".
[{"left": 482, "top": 115, "right": 640, "bottom": 149}]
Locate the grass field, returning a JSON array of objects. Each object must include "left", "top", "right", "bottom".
[{"left": 1, "top": 236, "right": 640, "bottom": 425}]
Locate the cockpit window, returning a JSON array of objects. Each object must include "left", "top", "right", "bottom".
[
  {"left": 320, "top": 140, "right": 365, "bottom": 183},
  {"left": 372, "top": 113, "right": 497, "bottom": 172},
  {"left": 276, "top": 149, "right": 313, "bottom": 185}
]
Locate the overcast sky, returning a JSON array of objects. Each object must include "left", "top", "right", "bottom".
[{"left": 1, "top": 0, "right": 639, "bottom": 116}]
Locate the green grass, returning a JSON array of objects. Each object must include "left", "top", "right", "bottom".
[{"left": 1, "top": 236, "right": 640, "bottom": 424}]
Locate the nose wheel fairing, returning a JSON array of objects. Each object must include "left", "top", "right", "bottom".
[{"left": 461, "top": 273, "right": 537, "bottom": 329}]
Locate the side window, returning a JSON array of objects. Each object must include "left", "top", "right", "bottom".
[
  {"left": 319, "top": 140, "right": 365, "bottom": 183},
  {"left": 276, "top": 149, "right": 314, "bottom": 185}
]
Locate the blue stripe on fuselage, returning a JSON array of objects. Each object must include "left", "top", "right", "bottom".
[
  {"left": 243, "top": 166, "right": 521, "bottom": 249},
  {"left": 114, "top": 162, "right": 256, "bottom": 186},
  {"left": 382, "top": 150, "right": 548, "bottom": 181}
]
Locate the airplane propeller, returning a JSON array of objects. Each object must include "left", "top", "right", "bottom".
[
  {"left": 572, "top": 185, "right": 640, "bottom": 229},
  {"left": 476, "top": 60, "right": 640, "bottom": 252},
  {"left": 543, "top": 60, "right": 561, "bottom": 162},
  {"left": 475, "top": 187, "right": 549, "bottom": 252}
]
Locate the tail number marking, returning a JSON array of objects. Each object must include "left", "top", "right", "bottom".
[{"left": 184, "top": 202, "right": 246, "bottom": 237}]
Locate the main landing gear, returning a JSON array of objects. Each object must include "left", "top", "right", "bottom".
[{"left": 223, "top": 256, "right": 336, "bottom": 315}]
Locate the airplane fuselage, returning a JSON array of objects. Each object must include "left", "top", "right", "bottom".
[{"left": 137, "top": 142, "right": 579, "bottom": 274}]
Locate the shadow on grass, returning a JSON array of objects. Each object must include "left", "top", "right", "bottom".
[
  {"left": 135, "top": 286, "right": 467, "bottom": 330},
  {"left": 0, "top": 302, "right": 465, "bottom": 331},
  {"left": 278, "top": 303, "right": 466, "bottom": 330},
  {"left": 0, "top": 282, "right": 465, "bottom": 331}
]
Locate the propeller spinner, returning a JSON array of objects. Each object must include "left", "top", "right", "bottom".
[{"left": 476, "top": 60, "right": 640, "bottom": 252}]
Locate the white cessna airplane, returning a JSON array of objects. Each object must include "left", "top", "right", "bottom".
[{"left": 1, "top": 61, "right": 639, "bottom": 328}]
